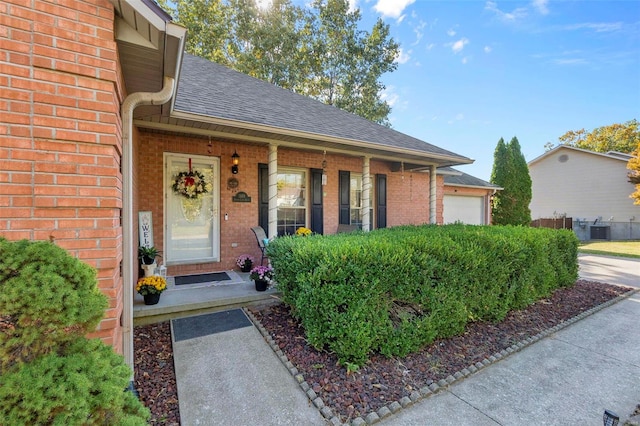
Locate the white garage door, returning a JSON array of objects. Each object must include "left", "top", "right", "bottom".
[{"left": 443, "top": 195, "right": 484, "bottom": 225}]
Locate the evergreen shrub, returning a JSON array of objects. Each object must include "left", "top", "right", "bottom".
[
  {"left": 267, "top": 225, "right": 578, "bottom": 367},
  {"left": 0, "top": 238, "right": 149, "bottom": 424}
]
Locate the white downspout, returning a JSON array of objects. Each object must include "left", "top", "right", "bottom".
[{"left": 121, "top": 76, "right": 175, "bottom": 370}]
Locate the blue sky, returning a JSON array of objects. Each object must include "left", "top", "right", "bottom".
[{"left": 307, "top": 0, "right": 640, "bottom": 181}]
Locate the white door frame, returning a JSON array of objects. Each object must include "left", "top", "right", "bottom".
[{"left": 164, "top": 152, "right": 220, "bottom": 264}]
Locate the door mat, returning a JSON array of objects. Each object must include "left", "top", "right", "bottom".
[
  {"left": 172, "top": 309, "right": 251, "bottom": 342},
  {"left": 174, "top": 272, "right": 231, "bottom": 286}
]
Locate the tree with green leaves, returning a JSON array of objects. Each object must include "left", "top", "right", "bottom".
[
  {"left": 301, "top": 0, "right": 399, "bottom": 125},
  {"left": 546, "top": 119, "right": 639, "bottom": 153},
  {"left": 158, "top": 0, "right": 399, "bottom": 125},
  {"left": 490, "top": 137, "right": 532, "bottom": 226}
]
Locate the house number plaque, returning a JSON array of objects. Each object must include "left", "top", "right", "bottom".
[{"left": 232, "top": 191, "right": 251, "bottom": 203}]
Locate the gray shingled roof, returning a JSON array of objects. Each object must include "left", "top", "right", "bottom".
[
  {"left": 443, "top": 168, "right": 501, "bottom": 189},
  {"left": 174, "top": 53, "right": 471, "bottom": 162}
]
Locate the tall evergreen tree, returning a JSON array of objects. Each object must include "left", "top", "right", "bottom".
[
  {"left": 490, "top": 138, "right": 511, "bottom": 225},
  {"left": 490, "top": 137, "right": 532, "bottom": 225},
  {"left": 507, "top": 137, "right": 532, "bottom": 225}
]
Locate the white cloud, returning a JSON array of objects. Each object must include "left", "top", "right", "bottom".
[
  {"left": 563, "top": 22, "right": 623, "bottom": 33},
  {"left": 426, "top": 43, "right": 436, "bottom": 51},
  {"left": 485, "top": 1, "right": 528, "bottom": 22},
  {"left": 484, "top": 46, "right": 492, "bottom": 53},
  {"left": 447, "top": 28, "right": 456, "bottom": 37},
  {"left": 374, "top": 0, "right": 416, "bottom": 19},
  {"left": 531, "top": 0, "right": 549, "bottom": 15},
  {"left": 347, "top": 0, "right": 358, "bottom": 13},
  {"left": 380, "top": 86, "right": 400, "bottom": 108},
  {"left": 461, "top": 56, "right": 470, "bottom": 64},
  {"left": 395, "top": 48, "right": 411, "bottom": 64},
  {"left": 450, "top": 37, "right": 469, "bottom": 54},
  {"left": 412, "top": 20, "right": 427, "bottom": 45},
  {"left": 554, "top": 58, "right": 588, "bottom": 66},
  {"left": 448, "top": 113, "right": 464, "bottom": 124}
]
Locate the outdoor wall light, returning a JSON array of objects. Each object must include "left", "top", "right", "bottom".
[
  {"left": 603, "top": 409, "right": 619, "bottom": 426},
  {"left": 231, "top": 151, "right": 239, "bottom": 174}
]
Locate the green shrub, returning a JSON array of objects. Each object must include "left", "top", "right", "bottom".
[
  {"left": 267, "top": 225, "right": 578, "bottom": 367},
  {"left": 0, "top": 339, "right": 149, "bottom": 425},
  {"left": 0, "top": 238, "right": 150, "bottom": 424}
]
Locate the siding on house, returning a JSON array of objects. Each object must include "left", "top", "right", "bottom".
[
  {"left": 0, "top": 0, "right": 125, "bottom": 351},
  {"left": 529, "top": 147, "right": 637, "bottom": 221}
]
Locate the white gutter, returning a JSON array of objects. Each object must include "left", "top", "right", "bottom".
[{"left": 121, "top": 76, "right": 175, "bottom": 370}]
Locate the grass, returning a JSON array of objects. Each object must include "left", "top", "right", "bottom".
[{"left": 578, "top": 240, "right": 640, "bottom": 258}]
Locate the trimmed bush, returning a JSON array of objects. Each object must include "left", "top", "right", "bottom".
[
  {"left": 267, "top": 225, "right": 578, "bottom": 367},
  {"left": 0, "top": 238, "right": 149, "bottom": 424}
]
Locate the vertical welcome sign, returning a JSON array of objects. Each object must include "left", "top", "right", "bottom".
[{"left": 138, "top": 211, "right": 154, "bottom": 248}]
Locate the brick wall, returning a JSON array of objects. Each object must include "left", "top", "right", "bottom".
[
  {"left": 137, "top": 132, "right": 445, "bottom": 274},
  {"left": 0, "top": 0, "right": 125, "bottom": 352}
]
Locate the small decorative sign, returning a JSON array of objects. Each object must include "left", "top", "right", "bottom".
[
  {"left": 138, "top": 211, "right": 154, "bottom": 247},
  {"left": 232, "top": 191, "right": 251, "bottom": 203}
]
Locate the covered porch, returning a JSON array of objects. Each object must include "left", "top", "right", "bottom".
[{"left": 133, "top": 271, "right": 280, "bottom": 326}]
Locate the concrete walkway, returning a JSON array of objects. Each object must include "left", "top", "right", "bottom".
[{"left": 172, "top": 255, "right": 640, "bottom": 425}]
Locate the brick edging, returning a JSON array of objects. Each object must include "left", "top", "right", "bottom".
[{"left": 243, "top": 287, "right": 639, "bottom": 426}]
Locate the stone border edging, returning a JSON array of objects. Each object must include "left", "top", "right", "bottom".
[{"left": 243, "top": 287, "right": 639, "bottom": 426}]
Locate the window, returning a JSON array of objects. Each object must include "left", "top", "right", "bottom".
[{"left": 276, "top": 169, "right": 307, "bottom": 235}]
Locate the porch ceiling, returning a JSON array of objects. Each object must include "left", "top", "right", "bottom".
[{"left": 134, "top": 115, "right": 469, "bottom": 170}]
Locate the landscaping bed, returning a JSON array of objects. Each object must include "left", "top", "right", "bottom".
[{"left": 133, "top": 280, "right": 632, "bottom": 425}]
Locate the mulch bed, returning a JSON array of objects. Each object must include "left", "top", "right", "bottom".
[{"left": 133, "top": 280, "right": 632, "bottom": 425}]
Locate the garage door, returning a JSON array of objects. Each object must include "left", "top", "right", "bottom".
[{"left": 443, "top": 195, "right": 484, "bottom": 225}]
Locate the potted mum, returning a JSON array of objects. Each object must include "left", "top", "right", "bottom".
[
  {"left": 249, "top": 265, "right": 274, "bottom": 292},
  {"left": 136, "top": 275, "right": 167, "bottom": 305},
  {"left": 295, "top": 226, "right": 312, "bottom": 237},
  {"left": 236, "top": 254, "right": 254, "bottom": 273}
]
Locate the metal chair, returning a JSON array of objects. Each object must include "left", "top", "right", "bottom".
[{"left": 250, "top": 226, "right": 269, "bottom": 265}]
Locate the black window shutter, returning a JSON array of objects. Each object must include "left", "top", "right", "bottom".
[
  {"left": 376, "top": 174, "right": 387, "bottom": 229},
  {"left": 258, "top": 164, "right": 269, "bottom": 234},
  {"left": 310, "top": 168, "right": 324, "bottom": 234},
  {"left": 339, "top": 171, "right": 350, "bottom": 225}
]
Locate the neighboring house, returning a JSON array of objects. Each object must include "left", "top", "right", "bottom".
[
  {"left": 441, "top": 168, "right": 502, "bottom": 225},
  {"left": 2, "top": 0, "right": 491, "bottom": 368},
  {"left": 528, "top": 145, "right": 639, "bottom": 240}
]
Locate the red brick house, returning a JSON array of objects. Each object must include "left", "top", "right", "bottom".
[{"left": 1, "top": 0, "right": 496, "bottom": 368}]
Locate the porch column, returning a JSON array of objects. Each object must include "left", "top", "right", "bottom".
[
  {"left": 362, "top": 156, "right": 371, "bottom": 232},
  {"left": 429, "top": 164, "right": 437, "bottom": 224},
  {"left": 268, "top": 144, "right": 278, "bottom": 240}
]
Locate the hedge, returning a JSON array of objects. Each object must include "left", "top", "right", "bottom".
[{"left": 267, "top": 225, "right": 578, "bottom": 367}]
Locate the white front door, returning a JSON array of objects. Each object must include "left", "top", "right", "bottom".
[{"left": 164, "top": 153, "right": 220, "bottom": 264}]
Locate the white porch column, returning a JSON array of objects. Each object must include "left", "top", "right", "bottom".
[
  {"left": 429, "top": 164, "right": 437, "bottom": 224},
  {"left": 268, "top": 144, "right": 278, "bottom": 240},
  {"left": 362, "top": 156, "right": 371, "bottom": 232}
]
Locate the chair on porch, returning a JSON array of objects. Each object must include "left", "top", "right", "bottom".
[{"left": 250, "top": 226, "right": 269, "bottom": 265}]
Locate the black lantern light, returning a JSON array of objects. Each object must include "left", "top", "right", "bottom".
[{"left": 231, "top": 151, "right": 239, "bottom": 174}]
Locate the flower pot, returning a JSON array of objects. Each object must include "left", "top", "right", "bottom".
[
  {"left": 241, "top": 263, "right": 252, "bottom": 273},
  {"left": 254, "top": 279, "right": 268, "bottom": 292},
  {"left": 142, "top": 263, "right": 156, "bottom": 277},
  {"left": 143, "top": 293, "right": 161, "bottom": 305}
]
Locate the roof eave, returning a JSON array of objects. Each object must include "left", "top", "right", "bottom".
[{"left": 168, "top": 110, "right": 474, "bottom": 167}]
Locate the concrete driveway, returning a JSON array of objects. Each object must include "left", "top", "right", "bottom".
[{"left": 578, "top": 254, "right": 639, "bottom": 288}]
